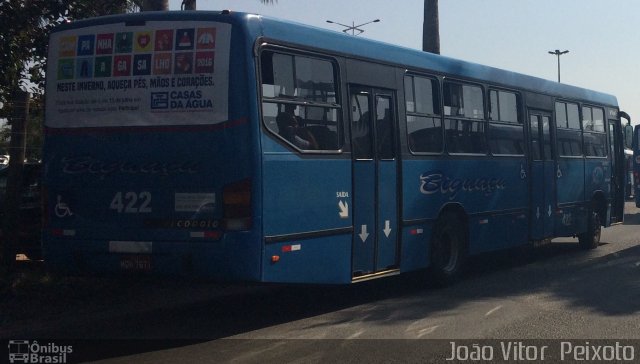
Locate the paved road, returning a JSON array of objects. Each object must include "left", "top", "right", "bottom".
[{"left": 7, "top": 203, "right": 640, "bottom": 363}]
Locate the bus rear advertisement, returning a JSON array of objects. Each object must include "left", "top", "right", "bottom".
[{"left": 43, "top": 11, "right": 630, "bottom": 285}]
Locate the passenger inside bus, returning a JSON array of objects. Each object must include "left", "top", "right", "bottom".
[{"left": 276, "top": 104, "right": 319, "bottom": 150}]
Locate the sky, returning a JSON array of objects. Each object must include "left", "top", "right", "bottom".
[{"left": 167, "top": 0, "right": 640, "bottom": 125}]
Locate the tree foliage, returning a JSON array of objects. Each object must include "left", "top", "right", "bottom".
[
  {"left": 0, "top": 1, "right": 139, "bottom": 109},
  {"left": 0, "top": 0, "right": 270, "bottom": 115},
  {"left": 0, "top": 0, "right": 140, "bottom": 158}
]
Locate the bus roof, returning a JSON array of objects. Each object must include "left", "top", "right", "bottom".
[
  {"left": 53, "top": 10, "right": 617, "bottom": 107},
  {"left": 255, "top": 14, "right": 617, "bottom": 107}
]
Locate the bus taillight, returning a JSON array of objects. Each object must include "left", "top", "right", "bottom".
[{"left": 222, "top": 179, "right": 252, "bottom": 231}]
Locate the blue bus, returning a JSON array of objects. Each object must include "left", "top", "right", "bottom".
[{"left": 43, "top": 11, "right": 629, "bottom": 284}]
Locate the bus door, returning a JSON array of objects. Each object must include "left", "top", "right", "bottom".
[
  {"left": 349, "top": 86, "right": 399, "bottom": 277},
  {"left": 528, "top": 111, "right": 556, "bottom": 239},
  {"left": 609, "top": 120, "right": 625, "bottom": 224}
]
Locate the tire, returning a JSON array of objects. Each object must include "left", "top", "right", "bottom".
[
  {"left": 430, "top": 213, "right": 467, "bottom": 286},
  {"left": 578, "top": 210, "right": 601, "bottom": 250}
]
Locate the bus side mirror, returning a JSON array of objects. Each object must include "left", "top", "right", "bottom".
[
  {"left": 618, "top": 111, "right": 632, "bottom": 149},
  {"left": 624, "top": 124, "right": 633, "bottom": 149}
]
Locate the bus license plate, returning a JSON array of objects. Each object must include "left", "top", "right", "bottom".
[{"left": 120, "top": 255, "right": 152, "bottom": 272}]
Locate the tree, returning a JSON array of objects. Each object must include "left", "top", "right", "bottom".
[
  {"left": 422, "top": 0, "right": 440, "bottom": 54},
  {"left": 0, "top": 1, "right": 140, "bottom": 271},
  {"left": 0, "top": 1, "right": 136, "bottom": 121}
]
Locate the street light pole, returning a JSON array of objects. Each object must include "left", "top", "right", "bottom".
[
  {"left": 326, "top": 19, "right": 381, "bottom": 36},
  {"left": 548, "top": 49, "right": 569, "bottom": 83}
]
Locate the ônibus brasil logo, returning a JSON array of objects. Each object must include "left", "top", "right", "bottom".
[{"left": 8, "top": 340, "right": 73, "bottom": 364}]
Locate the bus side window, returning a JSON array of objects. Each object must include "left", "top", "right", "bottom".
[
  {"left": 260, "top": 50, "right": 342, "bottom": 152},
  {"left": 404, "top": 74, "right": 442, "bottom": 154},
  {"left": 555, "top": 101, "right": 583, "bottom": 157},
  {"left": 488, "top": 89, "right": 524, "bottom": 156},
  {"left": 583, "top": 106, "right": 607, "bottom": 158},
  {"left": 443, "top": 81, "right": 486, "bottom": 155}
]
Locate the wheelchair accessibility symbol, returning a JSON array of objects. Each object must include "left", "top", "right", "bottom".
[{"left": 55, "top": 195, "right": 73, "bottom": 218}]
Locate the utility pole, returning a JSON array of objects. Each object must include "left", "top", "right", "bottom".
[
  {"left": 423, "top": 0, "right": 440, "bottom": 54},
  {"left": 548, "top": 49, "right": 569, "bottom": 83},
  {"left": 2, "top": 91, "right": 28, "bottom": 270}
]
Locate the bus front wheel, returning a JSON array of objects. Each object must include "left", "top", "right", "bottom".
[
  {"left": 430, "top": 213, "right": 467, "bottom": 286},
  {"left": 578, "top": 210, "right": 601, "bottom": 250}
]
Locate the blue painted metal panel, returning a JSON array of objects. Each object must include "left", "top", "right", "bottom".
[
  {"left": 399, "top": 224, "right": 432, "bottom": 273},
  {"left": 403, "top": 159, "right": 527, "bottom": 216},
  {"left": 262, "top": 236, "right": 352, "bottom": 284},
  {"left": 543, "top": 160, "right": 556, "bottom": 237},
  {"left": 556, "top": 159, "right": 585, "bottom": 204},
  {"left": 352, "top": 161, "right": 376, "bottom": 275},
  {"left": 402, "top": 157, "right": 528, "bottom": 253},
  {"left": 554, "top": 205, "right": 587, "bottom": 237},
  {"left": 261, "top": 154, "right": 352, "bottom": 237},
  {"left": 584, "top": 159, "right": 610, "bottom": 198},
  {"left": 261, "top": 134, "right": 352, "bottom": 283},
  {"left": 376, "top": 160, "right": 398, "bottom": 270},
  {"left": 468, "top": 212, "right": 528, "bottom": 254},
  {"left": 529, "top": 161, "right": 546, "bottom": 240}
]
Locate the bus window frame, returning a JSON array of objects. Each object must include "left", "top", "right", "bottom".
[
  {"left": 403, "top": 72, "right": 444, "bottom": 156},
  {"left": 442, "top": 78, "right": 488, "bottom": 157},
  {"left": 555, "top": 99, "right": 584, "bottom": 159},
  {"left": 582, "top": 103, "right": 608, "bottom": 159},
  {"left": 487, "top": 86, "right": 525, "bottom": 158},
  {"left": 258, "top": 44, "right": 345, "bottom": 155}
]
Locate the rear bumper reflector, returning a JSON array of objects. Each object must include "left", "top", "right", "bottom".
[{"left": 109, "top": 241, "right": 153, "bottom": 254}]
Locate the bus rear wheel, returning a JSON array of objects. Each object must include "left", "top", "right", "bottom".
[
  {"left": 578, "top": 210, "right": 601, "bottom": 250},
  {"left": 430, "top": 213, "right": 467, "bottom": 286}
]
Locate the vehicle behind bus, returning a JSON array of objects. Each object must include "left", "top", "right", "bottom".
[{"left": 633, "top": 125, "right": 640, "bottom": 207}]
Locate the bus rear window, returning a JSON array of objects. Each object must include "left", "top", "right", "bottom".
[{"left": 261, "top": 50, "right": 342, "bottom": 152}]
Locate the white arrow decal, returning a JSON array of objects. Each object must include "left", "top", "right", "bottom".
[
  {"left": 359, "top": 225, "right": 369, "bottom": 242},
  {"left": 548, "top": 205, "right": 552, "bottom": 217},
  {"left": 383, "top": 220, "right": 391, "bottom": 238},
  {"left": 338, "top": 200, "right": 349, "bottom": 219}
]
